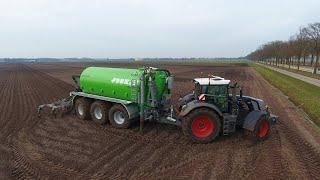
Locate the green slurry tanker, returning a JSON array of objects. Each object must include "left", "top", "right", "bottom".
[{"left": 38, "top": 66, "right": 277, "bottom": 143}]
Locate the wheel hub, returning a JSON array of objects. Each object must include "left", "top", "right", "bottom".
[
  {"left": 198, "top": 122, "right": 205, "bottom": 129},
  {"left": 94, "top": 106, "right": 103, "bottom": 120},
  {"left": 114, "top": 111, "right": 125, "bottom": 125},
  {"left": 258, "top": 119, "right": 269, "bottom": 138},
  {"left": 191, "top": 115, "right": 214, "bottom": 138},
  {"left": 78, "top": 104, "right": 84, "bottom": 116}
]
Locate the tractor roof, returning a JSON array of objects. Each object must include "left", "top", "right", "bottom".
[{"left": 194, "top": 76, "right": 230, "bottom": 85}]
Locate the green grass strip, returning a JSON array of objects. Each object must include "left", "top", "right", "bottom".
[{"left": 252, "top": 63, "right": 320, "bottom": 126}]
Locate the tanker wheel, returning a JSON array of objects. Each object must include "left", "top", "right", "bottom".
[
  {"left": 182, "top": 108, "right": 221, "bottom": 143},
  {"left": 109, "top": 104, "right": 130, "bottom": 129},
  {"left": 254, "top": 117, "right": 271, "bottom": 141},
  {"left": 90, "top": 101, "right": 110, "bottom": 125},
  {"left": 74, "top": 97, "right": 91, "bottom": 120}
]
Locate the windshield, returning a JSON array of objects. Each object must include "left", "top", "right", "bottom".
[{"left": 198, "top": 85, "right": 228, "bottom": 95}]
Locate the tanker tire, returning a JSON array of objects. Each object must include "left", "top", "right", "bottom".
[
  {"left": 75, "top": 98, "right": 91, "bottom": 120},
  {"left": 182, "top": 108, "right": 221, "bottom": 144},
  {"left": 90, "top": 101, "right": 109, "bottom": 125},
  {"left": 109, "top": 104, "right": 130, "bottom": 129}
]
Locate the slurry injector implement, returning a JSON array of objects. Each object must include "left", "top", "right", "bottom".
[{"left": 38, "top": 67, "right": 277, "bottom": 143}]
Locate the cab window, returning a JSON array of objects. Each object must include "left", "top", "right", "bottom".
[
  {"left": 194, "top": 82, "right": 201, "bottom": 95},
  {"left": 201, "top": 85, "right": 228, "bottom": 96}
]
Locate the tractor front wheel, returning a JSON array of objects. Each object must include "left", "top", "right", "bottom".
[
  {"left": 254, "top": 117, "right": 271, "bottom": 141},
  {"left": 74, "top": 97, "right": 91, "bottom": 120},
  {"left": 182, "top": 108, "right": 221, "bottom": 143}
]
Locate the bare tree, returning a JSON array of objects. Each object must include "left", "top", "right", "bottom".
[
  {"left": 247, "top": 22, "right": 320, "bottom": 74},
  {"left": 301, "top": 23, "right": 320, "bottom": 74},
  {"left": 291, "top": 33, "right": 308, "bottom": 70},
  {"left": 297, "top": 29, "right": 311, "bottom": 66},
  {"left": 269, "top": 41, "right": 283, "bottom": 67}
]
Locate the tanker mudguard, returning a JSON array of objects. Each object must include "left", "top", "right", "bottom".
[
  {"left": 242, "top": 110, "right": 267, "bottom": 131},
  {"left": 123, "top": 103, "right": 139, "bottom": 119},
  {"left": 179, "top": 100, "right": 223, "bottom": 117}
]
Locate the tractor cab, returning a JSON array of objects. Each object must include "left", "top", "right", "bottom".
[
  {"left": 192, "top": 76, "right": 266, "bottom": 116},
  {"left": 178, "top": 76, "right": 232, "bottom": 112},
  {"left": 193, "top": 76, "right": 230, "bottom": 113}
]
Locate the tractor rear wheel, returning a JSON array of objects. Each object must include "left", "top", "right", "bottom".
[
  {"left": 182, "top": 108, "right": 221, "bottom": 143},
  {"left": 254, "top": 117, "right": 271, "bottom": 141},
  {"left": 75, "top": 97, "right": 91, "bottom": 120},
  {"left": 90, "top": 101, "right": 110, "bottom": 125},
  {"left": 109, "top": 104, "right": 130, "bottom": 128}
]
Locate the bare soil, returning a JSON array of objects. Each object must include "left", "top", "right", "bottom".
[{"left": 0, "top": 62, "right": 319, "bottom": 179}]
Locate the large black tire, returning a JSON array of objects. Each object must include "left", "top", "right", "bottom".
[
  {"left": 109, "top": 104, "right": 131, "bottom": 129},
  {"left": 74, "top": 97, "right": 91, "bottom": 120},
  {"left": 254, "top": 116, "right": 271, "bottom": 141},
  {"left": 182, "top": 108, "right": 221, "bottom": 143},
  {"left": 90, "top": 101, "right": 110, "bottom": 125}
]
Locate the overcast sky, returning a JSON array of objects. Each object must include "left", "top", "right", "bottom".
[{"left": 0, "top": 0, "right": 319, "bottom": 58}]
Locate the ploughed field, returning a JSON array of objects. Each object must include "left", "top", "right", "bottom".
[{"left": 0, "top": 62, "right": 319, "bottom": 179}]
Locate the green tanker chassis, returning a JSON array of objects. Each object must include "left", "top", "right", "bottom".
[
  {"left": 71, "top": 67, "right": 181, "bottom": 128},
  {"left": 38, "top": 66, "right": 277, "bottom": 143}
]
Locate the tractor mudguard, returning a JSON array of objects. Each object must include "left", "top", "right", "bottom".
[
  {"left": 242, "top": 110, "right": 267, "bottom": 131},
  {"left": 178, "top": 93, "right": 196, "bottom": 108},
  {"left": 179, "top": 93, "right": 195, "bottom": 104},
  {"left": 179, "top": 100, "right": 223, "bottom": 118}
]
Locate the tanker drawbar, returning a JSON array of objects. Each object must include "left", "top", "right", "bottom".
[{"left": 37, "top": 66, "right": 277, "bottom": 144}]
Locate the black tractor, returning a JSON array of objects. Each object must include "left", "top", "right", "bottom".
[{"left": 179, "top": 76, "right": 277, "bottom": 143}]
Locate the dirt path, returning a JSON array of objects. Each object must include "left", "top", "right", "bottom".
[{"left": 0, "top": 63, "right": 319, "bottom": 179}]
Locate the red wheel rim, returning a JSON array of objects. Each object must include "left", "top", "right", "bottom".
[
  {"left": 258, "top": 119, "right": 269, "bottom": 138},
  {"left": 191, "top": 115, "right": 214, "bottom": 138}
]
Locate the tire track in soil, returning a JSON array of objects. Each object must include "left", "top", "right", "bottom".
[
  {"left": 10, "top": 65, "right": 43, "bottom": 179},
  {"left": 247, "top": 67, "right": 320, "bottom": 179},
  {"left": 277, "top": 121, "right": 320, "bottom": 179},
  {"left": 0, "top": 67, "right": 16, "bottom": 136},
  {"left": 109, "top": 146, "right": 156, "bottom": 179},
  {"left": 0, "top": 64, "right": 77, "bottom": 179},
  {"left": 0, "top": 65, "right": 17, "bottom": 179},
  {"left": 85, "top": 120, "right": 198, "bottom": 178},
  {"left": 92, "top": 141, "right": 145, "bottom": 178},
  {"left": 24, "top": 116, "right": 107, "bottom": 176},
  {"left": 83, "top": 137, "right": 127, "bottom": 174},
  {"left": 240, "top": 68, "right": 290, "bottom": 180},
  {"left": 0, "top": 64, "right": 40, "bottom": 179},
  {"left": 8, "top": 64, "right": 63, "bottom": 179},
  {"left": 12, "top": 131, "right": 91, "bottom": 179}
]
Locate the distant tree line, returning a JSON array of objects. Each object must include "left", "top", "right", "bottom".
[{"left": 247, "top": 22, "right": 320, "bottom": 74}]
